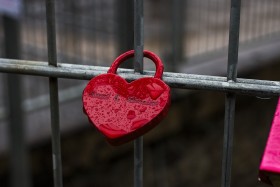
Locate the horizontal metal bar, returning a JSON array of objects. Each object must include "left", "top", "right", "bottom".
[
  {"left": 0, "top": 58, "right": 279, "bottom": 97},
  {"left": 1, "top": 58, "right": 278, "bottom": 86}
]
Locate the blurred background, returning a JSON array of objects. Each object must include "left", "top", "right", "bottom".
[{"left": 0, "top": 0, "right": 280, "bottom": 186}]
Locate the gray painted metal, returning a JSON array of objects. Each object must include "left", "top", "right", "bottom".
[
  {"left": 0, "top": 59, "right": 279, "bottom": 97},
  {"left": 3, "top": 15, "right": 31, "bottom": 187},
  {"left": 134, "top": 0, "right": 144, "bottom": 187},
  {"left": 222, "top": 1, "right": 241, "bottom": 187},
  {"left": 45, "top": 0, "right": 63, "bottom": 186}
]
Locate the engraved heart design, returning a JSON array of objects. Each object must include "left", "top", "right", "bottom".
[{"left": 82, "top": 73, "right": 170, "bottom": 145}]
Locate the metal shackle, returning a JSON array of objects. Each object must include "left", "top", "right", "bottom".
[{"left": 107, "top": 50, "right": 164, "bottom": 79}]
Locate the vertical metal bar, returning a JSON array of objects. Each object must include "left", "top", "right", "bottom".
[
  {"left": 134, "top": 0, "right": 144, "bottom": 74},
  {"left": 171, "top": 0, "right": 186, "bottom": 70},
  {"left": 6, "top": 76, "right": 30, "bottom": 187},
  {"left": 3, "top": 15, "right": 31, "bottom": 187},
  {"left": 134, "top": 0, "right": 144, "bottom": 187},
  {"left": 45, "top": 0, "right": 63, "bottom": 187},
  {"left": 226, "top": 0, "right": 241, "bottom": 82},
  {"left": 46, "top": 0, "right": 57, "bottom": 66},
  {"left": 134, "top": 137, "right": 143, "bottom": 187},
  {"left": 221, "top": 1, "right": 241, "bottom": 187},
  {"left": 221, "top": 93, "right": 236, "bottom": 187},
  {"left": 116, "top": 0, "right": 134, "bottom": 68}
]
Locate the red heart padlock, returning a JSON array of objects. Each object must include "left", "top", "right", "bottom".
[{"left": 82, "top": 50, "right": 170, "bottom": 145}]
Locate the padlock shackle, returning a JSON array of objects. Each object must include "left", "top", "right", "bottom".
[{"left": 107, "top": 50, "right": 164, "bottom": 79}]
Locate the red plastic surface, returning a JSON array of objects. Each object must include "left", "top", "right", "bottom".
[
  {"left": 259, "top": 98, "right": 280, "bottom": 185},
  {"left": 82, "top": 50, "right": 170, "bottom": 145}
]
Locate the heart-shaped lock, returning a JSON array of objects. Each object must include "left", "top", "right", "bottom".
[{"left": 82, "top": 50, "right": 170, "bottom": 145}]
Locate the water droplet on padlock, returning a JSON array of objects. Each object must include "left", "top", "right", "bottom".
[
  {"left": 160, "top": 97, "right": 166, "bottom": 107},
  {"left": 146, "top": 83, "right": 164, "bottom": 100},
  {"left": 140, "top": 106, "right": 147, "bottom": 113},
  {"left": 127, "top": 110, "right": 136, "bottom": 120}
]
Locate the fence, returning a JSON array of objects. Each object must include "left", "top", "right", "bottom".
[{"left": 0, "top": 0, "right": 280, "bottom": 187}]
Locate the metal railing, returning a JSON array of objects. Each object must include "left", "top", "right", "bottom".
[{"left": 0, "top": 0, "right": 280, "bottom": 187}]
